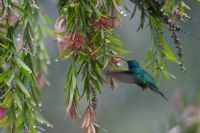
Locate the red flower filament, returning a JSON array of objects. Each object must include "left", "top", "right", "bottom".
[
  {"left": 65, "top": 33, "right": 85, "bottom": 50},
  {"left": 94, "top": 16, "right": 110, "bottom": 29}
]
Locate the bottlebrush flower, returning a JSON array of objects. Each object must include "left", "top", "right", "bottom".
[
  {"left": 66, "top": 98, "right": 78, "bottom": 122},
  {"left": 65, "top": 32, "right": 85, "bottom": 51},
  {"left": 0, "top": 106, "right": 7, "bottom": 120},
  {"left": 82, "top": 104, "right": 99, "bottom": 133},
  {"left": 94, "top": 16, "right": 110, "bottom": 29},
  {"left": 94, "top": 15, "right": 121, "bottom": 29},
  {"left": 54, "top": 17, "right": 85, "bottom": 53}
]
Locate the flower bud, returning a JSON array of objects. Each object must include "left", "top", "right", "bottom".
[{"left": 111, "top": 57, "right": 122, "bottom": 66}]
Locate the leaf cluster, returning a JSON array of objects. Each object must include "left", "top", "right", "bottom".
[{"left": 0, "top": 0, "right": 51, "bottom": 132}]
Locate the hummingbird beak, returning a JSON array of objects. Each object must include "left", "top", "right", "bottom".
[
  {"left": 119, "top": 58, "right": 132, "bottom": 63},
  {"left": 123, "top": 59, "right": 130, "bottom": 62},
  {"left": 121, "top": 58, "right": 128, "bottom": 63},
  {"left": 115, "top": 57, "right": 127, "bottom": 62}
]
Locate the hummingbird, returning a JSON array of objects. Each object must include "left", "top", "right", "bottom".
[{"left": 106, "top": 60, "right": 168, "bottom": 101}]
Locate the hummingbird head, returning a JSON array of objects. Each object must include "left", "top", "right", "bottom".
[{"left": 126, "top": 60, "right": 141, "bottom": 70}]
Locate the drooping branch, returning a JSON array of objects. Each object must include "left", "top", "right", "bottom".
[
  {"left": 0, "top": 0, "right": 51, "bottom": 132},
  {"left": 129, "top": 0, "right": 190, "bottom": 80},
  {"left": 55, "top": 0, "right": 127, "bottom": 132}
]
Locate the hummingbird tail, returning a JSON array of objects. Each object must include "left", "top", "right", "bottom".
[
  {"left": 157, "top": 90, "right": 168, "bottom": 101},
  {"left": 149, "top": 86, "right": 168, "bottom": 101}
]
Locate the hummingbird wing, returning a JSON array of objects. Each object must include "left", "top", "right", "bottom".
[
  {"left": 107, "top": 69, "right": 168, "bottom": 100},
  {"left": 106, "top": 71, "right": 136, "bottom": 84}
]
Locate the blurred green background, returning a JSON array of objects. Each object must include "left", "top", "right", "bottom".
[{"left": 40, "top": 1, "right": 200, "bottom": 133}]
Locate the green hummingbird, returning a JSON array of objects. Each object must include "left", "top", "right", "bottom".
[{"left": 107, "top": 60, "right": 168, "bottom": 101}]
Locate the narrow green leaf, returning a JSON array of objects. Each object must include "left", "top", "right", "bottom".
[
  {"left": 137, "top": 8, "right": 145, "bottom": 31},
  {"left": 0, "top": 92, "right": 12, "bottom": 107},
  {"left": 0, "top": 42, "right": 8, "bottom": 49},
  {"left": 16, "top": 78, "right": 30, "bottom": 98},
  {"left": 0, "top": 116, "right": 8, "bottom": 127},
  {"left": 159, "top": 34, "right": 179, "bottom": 63},
  {"left": 90, "top": 45, "right": 103, "bottom": 56},
  {"left": 43, "top": 25, "right": 54, "bottom": 36},
  {"left": 160, "top": 66, "right": 169, "bottom": 79},
  {"left": 64, "top": 63, "right": 73, "bottom": 91},
  {"left": 14, "top": 93, "right": 22, "bottom": 110},
  {"left": 8, "top": 103, "right": 16, "bottom": 126},
  {"left": 100, "top": 29, "right": 104, "bottom": 39},
  {"left": 35, "top": 112, "right": 53, "bottom": 127},
  {"left": 55, "top": 48, "right": 72, "bottom": 61},
  {"left": 162, "top": 0, "right": 175, "bottom": 12},
  {"left": 107, "top": 36, "right": 122, "bottom": 46},
  {"left": 130, "top": 5, "right": 137, "bottom": 19},
  {"left": 182, "top": 2, "right": 191, "bottom": 10},
  {"left": 0, "top": 32, "right": 12, "bottom": 42},
  {"left": 180, "top": 2, "right": 184, "bottom": 17},
  {"left": 10, "top": 3, "right": 28, "bottom": 14},
  {"left": 14, "top": 57, "right": 32, "bottom": 74},
  {"left": 42, "top": 15, "right": 53, "bottom": 24},
  {"left": 109, "top": 45, "right": 131, "bottom": 54},
  {"left": 0, "top": 70, "right": 12, "bottom": 83}
]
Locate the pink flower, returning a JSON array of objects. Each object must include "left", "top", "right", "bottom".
[
  {"left": 0, "top": 107, "right": 7, "bottom": 120},
  {"left": 82, "top": 104, "right": 99, "bottom": 133},
  {"left": 111, "top": 57, "right": 122, "bottom": 66}
]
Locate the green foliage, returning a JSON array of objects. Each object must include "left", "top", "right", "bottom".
[
  {"left": 0, "top": 0, "right": 198, "bottom": 132},
  {"left": 55, "top": 0, "right": 128, "bottom": 131},
  {"left": 56, "top": 0, "right": 126, "bottom": 107},
  {"left": 130, "top": 0, "right": 189, "bottom": 80},
  {"left": 0, "top": 0, "right": 51, "bottom": 132},
  {"left": 55, "top": 0, "right": 195, "bottom": 132}
]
